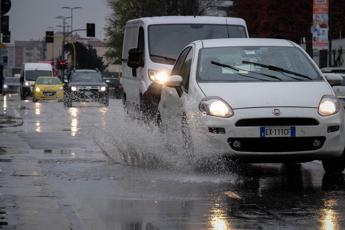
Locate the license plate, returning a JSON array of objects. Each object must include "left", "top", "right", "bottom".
[
  {"left": 260, "top": 127, "right": 296, "bottom": 138},
  {"left": 44, "top": 92, "right": 55, "bottom": 96}
]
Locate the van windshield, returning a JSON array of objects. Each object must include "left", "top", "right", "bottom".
[
  {"left": 25, "top": 70, "right": 52, "bottom": 81},
  {"left": 149, "top": 24, "right": 246, "bottom": 65}
]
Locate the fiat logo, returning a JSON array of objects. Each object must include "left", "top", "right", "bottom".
[{"left": 273, "top": 109, "right": 281, "bottom": 116}]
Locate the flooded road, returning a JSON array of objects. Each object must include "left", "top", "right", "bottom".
[{"left": 0, "top": 94, "right": 345, "bottom": 230}]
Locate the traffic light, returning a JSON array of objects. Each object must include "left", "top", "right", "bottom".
[
  {"left": 45, "top": 31, "right": 54, "bottom": 43},
  {"left": 1, "top": 0, "right": 11, "bottom": 43},
  {"left": 86, "top": 23, "right": 95, "bottom": 37},
  {"left": 58, "top": 59, "right": 67, "bottom": 69}
]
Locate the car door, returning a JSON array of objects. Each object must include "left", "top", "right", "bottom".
[{"left": 160, "top": 46, "right": 193, "bottom": 132}]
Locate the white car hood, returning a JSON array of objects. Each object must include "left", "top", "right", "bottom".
[{"left": 198, "top": 81, "right": 332, "bottom": 109}]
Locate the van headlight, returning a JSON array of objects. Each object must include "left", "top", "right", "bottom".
[
  {"left": 71, "top": 86, "right": 77, "bottom": 92},
  {"left": 199, "top": 97, "right": 234, "bottom": 118},
  {"left": 318, "top": 95, "right": 340, "bottom": 116},
  {"left": 3, "top": 84, "right": 8, "bottom": 89},
  {"left": 100, "top": 86, "right": 107, "bottom": 92},
  {"left": 24, "top": 82, "right": 30, "bottom": 86},
  {"left": 148, "top": 69, "right": 169, "bottom": 85}
]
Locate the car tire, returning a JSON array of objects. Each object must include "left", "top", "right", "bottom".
[
  {"left": 32, "top": 97, "right": 37, "bottom": 103},
  {"left": 102, "top": 96, "right": 109, "bottom": 107},
  {"left": 322, "top": 151, "right": 345, "bottom": 174},
  {"left": 64, "top": 98, "right": 72, "bottom": 107}
]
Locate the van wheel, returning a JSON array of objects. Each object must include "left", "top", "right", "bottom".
[{"left": 322, "top": 151, "right": 345, "bottom": 174}]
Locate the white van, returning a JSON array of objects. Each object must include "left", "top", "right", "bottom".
[
  {"left": 20, "top": 62, "right": 53, "bottom": 100},
  {"left": 121, "top": 16, "right": 249, "bottom": 119}
]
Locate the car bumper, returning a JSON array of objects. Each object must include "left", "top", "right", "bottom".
[
  {"left": 34, "top": 90, "right": 64, "bottom": 100},
  {"left": 192, "top": 107, "right": 345, "bottom": 161}
]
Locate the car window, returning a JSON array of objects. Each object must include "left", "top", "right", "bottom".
[
  {"left": 180, "top": 49, "right": 193, "bottom": 92},
  {"left": 171, "top": 47, "right": 192, "bottom": 76},
  {"left": 36, "top": 77, "right": 61, "bottom": 85},
  {"left": 71, "top": 72, "right": 103, "bottom": 83},
  {"left": 197, "top": 46, "right": 322, "bottom": 82}
]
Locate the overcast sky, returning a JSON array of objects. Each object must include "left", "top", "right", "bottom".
[{"left": 9, "top": 0, "right": 112, "bottom": 42}]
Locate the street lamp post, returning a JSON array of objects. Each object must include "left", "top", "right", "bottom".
[
  {"left": 56, "top": 16, "right": 71, "bottom": 81},
  {"left": 62, "top": 6, "right": 82, "bottom": 37}
]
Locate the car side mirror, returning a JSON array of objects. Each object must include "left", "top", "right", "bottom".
[
  {"left": 324, "top": 73, "right": 343, "bottom": 86},
  {"left": 165, "top": 75, "right": 183, "bottom": 88},
  {"left": 128, "top": 48, "right": 144, "bottom": 68}
]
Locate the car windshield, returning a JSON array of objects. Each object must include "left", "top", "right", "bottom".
[
  {"left": 36, "top": 77, "right": 61, "bottom": 85},
  {"left": 70, "top": 72, "right": 102, "bottom": 83},
  {"left": 149, "top": 24, "right": 246, "bottom": 64},
  {"left": 4, "top": 78, "right": 19, "bottom": 83},
  {"left": 197, "top": 46, "right": 322, "bottom": 82},
  {"left": 25, "top": 70, "right": 52, "bottom": 81}
]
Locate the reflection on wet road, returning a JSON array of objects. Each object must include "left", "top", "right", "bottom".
[{"left": 1, "top": 95, "right": 345, "bottom": 230}]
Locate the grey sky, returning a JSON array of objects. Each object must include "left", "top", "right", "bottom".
[{"left": 9, "top": 0, "right": 112, "bottom": 42}]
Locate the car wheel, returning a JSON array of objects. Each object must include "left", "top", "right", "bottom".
[
  {"left": 32, "top": 97, "right": 37, "bottom": 103},
  {"left": 181, "top": 112, "right": 194, "bottom": 161},
  {"left": 64, "top": 98, "right": 72, "bottom": 107},
  {"left": 102, "top": 96, "right": 109, "bottom": 107},
  {"left": 322, "top": 151, "right": 345, "bottom": 174}
]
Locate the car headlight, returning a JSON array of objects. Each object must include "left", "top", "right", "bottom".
[
  {"left": 100, "top": 86, "right": 107, "bottom": 92},
  {"left": 199, "top": 97, "right": 234, "bottom": 118},
  {"left": 35, "top": 87, "right": 40, "bottom": 92},
  {"left": 59, "top": 86, "right": 63, "bottom": 90},
  {"left": 318, "top": 95, "right": 340, "bottom": 116},
  {"left": 24, "top": 82, "right": 30, "bottom": 86},
  {"left": 148, "top": 69, "right": 169, "bottom": 85},
  {"left": 3, "top": 84, "right": 8, "bottom": 89},
  {"left": 71, "top": 86, "right": 77, "bottom": 91}
]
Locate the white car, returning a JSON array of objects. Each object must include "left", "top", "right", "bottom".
[{"left": 158, "top": 38, "right": 345, "bottom": 173}]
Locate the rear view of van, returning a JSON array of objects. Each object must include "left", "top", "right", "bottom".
[
  {"left": 121, "top": 16, "right": 249, "bottom": 120},
  {"left": 20, "top": 63, "right": 53, "bottom": 100}
]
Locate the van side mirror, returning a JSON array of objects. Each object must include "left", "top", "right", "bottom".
[
  {"left": 165, "top": 75, "right": 183, "bottom": 88},
  {"left": 128, "top": 48, "right": 144, "bottom": 68},
  {"left": 324, "top": 73, "right": 343, "bottom": 86}
]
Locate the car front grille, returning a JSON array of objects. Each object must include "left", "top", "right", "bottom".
[
  {"left": 228, "top": 137, "right": 326, "bottom": 152},
  {"left": 235, "top": 118, "right": 319, "bottom": 127}
]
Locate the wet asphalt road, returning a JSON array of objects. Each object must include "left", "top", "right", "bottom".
[{"left": 0, "top": 94, "right": 345, "bottom": 230}]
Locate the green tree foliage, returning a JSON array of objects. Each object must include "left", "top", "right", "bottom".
[
  {"left": 105, "top": 0, "right": 200, "bottom": 64},
  {"left": 65, "top": 42, "right": 107, "bottom": 71}
]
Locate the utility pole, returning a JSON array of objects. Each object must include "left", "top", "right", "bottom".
[
  {"left": 0, "top": 0, "right": 3, "bottom": 95},
  {"left": 56, "top": 16, "right": 70, "bottom": 81},
  {"left": 328, "top": 0, "right": 333, "bottom": 67}
]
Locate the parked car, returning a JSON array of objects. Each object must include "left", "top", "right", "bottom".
[
  {"left": 121, "top": 16, "right": 249, "bottom": 120},
  {"left": 64, "top": 69, "right": 109, "bottom": 107},
  {"left": 103, "top": 72, "right": 122, "bottom": 99},
  {"left": 2, "top": 77, "right": 20, "bottom": 95},
  {"left": 321, "top": 67, "right": 345, "bottom": 108},
  {"left": 158, "top": 38, "right": 345, "bottom": 173},
  {"left": 32, "top": 76, "right": 64, "bottom": 102}
]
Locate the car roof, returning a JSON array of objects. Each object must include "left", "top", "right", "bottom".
[
  {"left": 36, "top": 76, "right": 60, "bottom": 80},
  {"left": 127, "top": 16, "right": 246, "bottom": 27},
  {"left": 196, "top": 38, "right": 295, "bottom": 48},
  {"left": 73, "top": 69, "right": 98, "bottom": 73}
]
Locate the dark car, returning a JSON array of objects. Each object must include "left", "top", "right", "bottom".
[
  {"left": 64, "top": 69, "right": 109, "bottom": 107},
  {"left": 2, "top": 77, "right": 20, "bottom": 95},
  {"left": 102, "top": 72, "right": 122, "bottom": 99}
]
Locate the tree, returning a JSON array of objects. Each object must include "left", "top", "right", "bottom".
[
  {"left": 231, "top": 0, "right": 312, "bottom": 43},
  {"left": 65, "top": 42, "right": 107, "bottom": 71},
  {"left": 105, "top": 0, "right": 201, "bottom": 64}
]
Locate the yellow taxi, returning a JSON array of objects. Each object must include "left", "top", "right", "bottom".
[{"left": 33, "top": 76, "right": 64, "bottom": 102}]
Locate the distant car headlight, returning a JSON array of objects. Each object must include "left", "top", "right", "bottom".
[
  {"left": 100, "top": 86, "right": 107, "bottom": 92},
  {"left": 35, "top": 87, "right": 41, "bottom": 92},
  {"left": 24, "top": 82, "right": 30, "bottom": 86},
  {"left": 318, "top": 95, "right": 340, "bottom": 116},
  {"left": 71, "top": 86, "right": 77, "bottom": 91},
  {"left": 199, "top": 97, "right": 234, "bottom": 118},
  {"left": 3, "top": 84, "right": 8, "bottom": 89},
  {"left": 148, "top": 69, "right": 169, "bottom": 85}
]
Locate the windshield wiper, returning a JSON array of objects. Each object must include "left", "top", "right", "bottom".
[
  {"left": 150, "top": 54, "right": 176, "bottom": 62},
  {"left": 211, "top": 61, "right": 282, "bottom": 81},
  {"left": 242, "top": 60, "right": 312, "bottom": 80}
]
